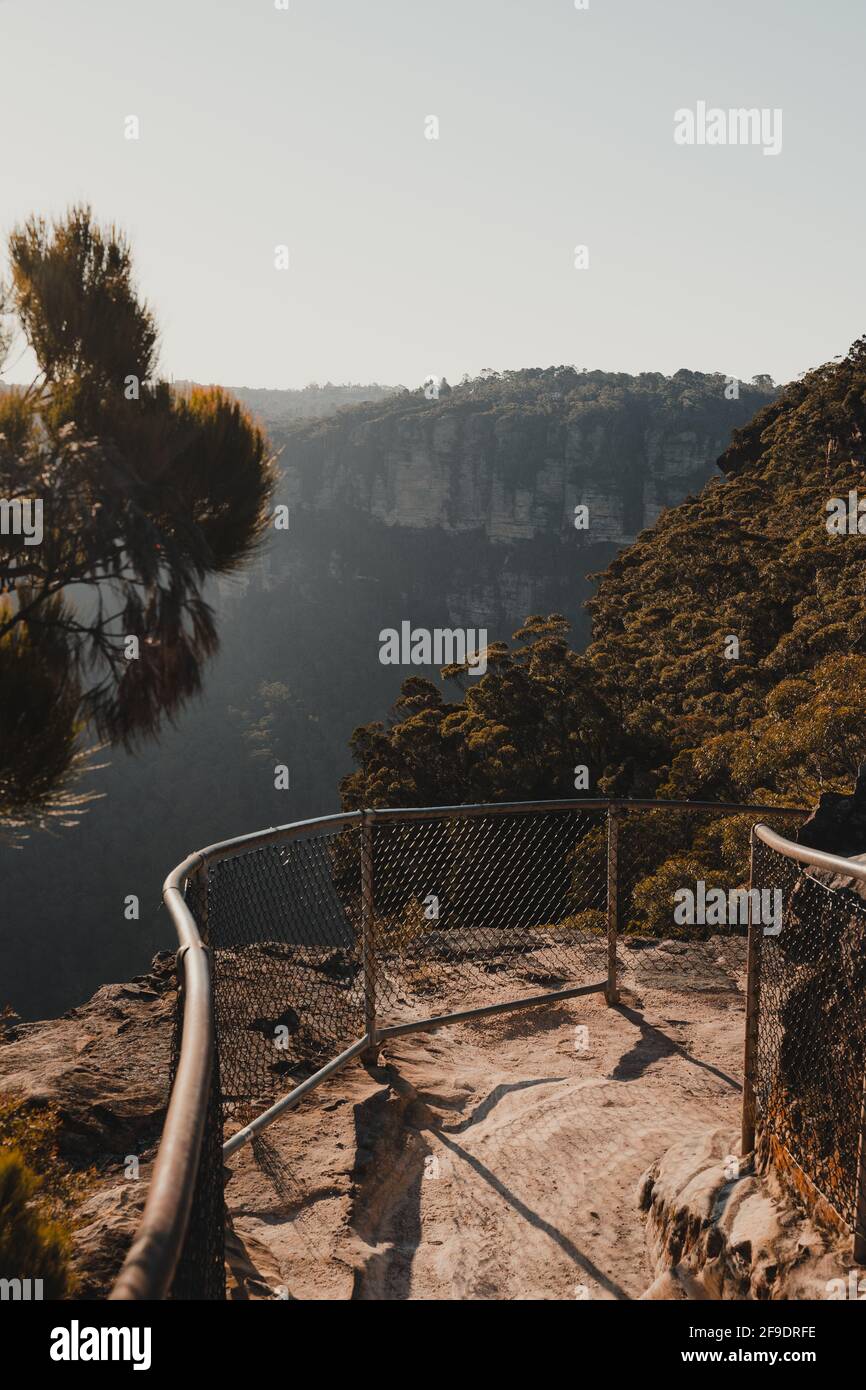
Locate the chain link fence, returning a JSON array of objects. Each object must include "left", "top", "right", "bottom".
[
  {"left": 370, "top": 805, "right": 609, "bottom": 1021},
  {"left": 138, "top": 797, "right": 843, "bottom": 1301},
  {"left": 206, "top": 823, "right": 365, "bottom": 1131},
  {"left": 613, "top": 805, "right": 806, "bottom": 989},
  {"left": 746, "top": 831, "right": 866, "bottom": 1250}
]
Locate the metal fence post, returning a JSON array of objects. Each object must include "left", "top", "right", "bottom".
[
  {"left": 741, "top": 828, "right": 762, "bottom": 1157},
  {"left": 361, "top": 810, "right": 379, "bottom": 1062},
  {"left": 197, "top": 861, "right": 209, "bottom": 943},
  {"left": 854, "top": 1072, "right": 866, "bottom": 1263},
  {"left": 605, "top": 806, "right": 620, "bottom": 1005}
]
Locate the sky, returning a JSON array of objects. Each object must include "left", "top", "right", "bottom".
[{"left": 0, "top": 0, "right": 862, "bottom": 390}]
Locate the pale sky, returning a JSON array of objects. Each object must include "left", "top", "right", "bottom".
[{"left": 1, "top": 0, "right": 862, "bottom": 390}]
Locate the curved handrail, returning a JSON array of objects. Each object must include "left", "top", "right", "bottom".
[
  {"left": 197, "top": 809, "right": 362, "bottom": 866},
  {"left": 195, "top": 797, "right": 803, "bottom": 849},
  {"left": 372, "top": 796, "right": 805, "bottom": 822},
  {"left": 748, "top": 821, "right": 866, "bottom": 1261},
  {"left": 109, "top": 796, "right": 807, "bottom": 1299},
  {"left": 109, "top": 853, "right": 213, "bottom": 1301},
  {"left": 754, "top": 821, "right": 866, "bottom": 882}
]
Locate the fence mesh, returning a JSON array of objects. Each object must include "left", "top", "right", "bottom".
[
  {"left": 206, "top": 824, "right": 365, "bottom": 1130},
  {"left": 370, "top": 807, "right": 608, "bottom": 1022},
  {"left": 750, "top": 835, "right": 866, "bottom": 1233},
  {"left": 156, "top": 799, "right": 866, "bottom": 1301},
  {"left": 614, "top": 806, "right": 805, "bottom": 987}
]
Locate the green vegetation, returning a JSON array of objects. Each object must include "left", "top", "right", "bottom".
[
  {"left": 588, "top": 336, "right": 866, "bottom": 808},
  {"left": 0, "top": 358, "right": 778, "bottom": 1014},
  {"left": 0, "top": 205, "right": 275, "bottom": 832},
  {"left": 344, "top": 344, "right": 866, "bottom": 811},
  {"left": 342, "top": 342, "right": 866, "bottom": 929},
  {"left": 0, "top": 1151, "right": 70, "bottom": 1297},
  {"left": 287, "top": 364, "right": 775, "bottom": 516},
  {"left": 0, "top": 1096, "right": 88, "bottom": 1297}
]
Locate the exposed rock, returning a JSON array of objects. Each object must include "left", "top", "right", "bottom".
[
  {"left": 639, "top": 1126, "right": 858, "bottom": 1300},
  {"left": 263, "top": 371, "right": 776, "bottom": 638},
  {"left": 797, "top": 762, "right": 866, "bottom": 860},
  {"left": 285, "top": 405, "right": 743, "bottom": 546},
  {"left": 71, "top": 1182, "right": 148, "bottom": 1299},
  {"left": 0, "top": 957, "right": 175, "bottom": 1160},
  {"left": 0, "top": 952, "right": 177, "bottom": 1297}
]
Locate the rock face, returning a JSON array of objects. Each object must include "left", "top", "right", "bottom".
[
  {"left": 797, "top": 762, "right": 866, "bottom": 873},
  {"left": 639, "top": 1127, "right": 857, "bottom": 1300},
  {"left": 0, "top": 954, "right": 177, "bottom": 1297},
  {"left": 266, "top": 370, "right": 777, "bottom": 638},
  {"left": 284, "top": 411, "right": 710, "bottom": 544}
]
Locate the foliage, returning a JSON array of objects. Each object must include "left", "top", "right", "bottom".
[
  {"left": 0, "top": 206, "right": 276, "bottom": 829},
  {"left": 341, "top": 342, "right": 866, "bottom": 927},
  {"left": 0, "top": 1096, "right": 83, "bottom": 1297},
  {"left": 286, "top": 364, "right": 776, "bottom": 502},
  {"left": 344, "top": 344, "right": 866, "bottom": 811},
  {"left": 630, "top": 855, "right": 728, "bottom": 937},
  {"left": 0, "top": 1150, "right": 71, "bottom": 1297},
  {"left": 0, "top": 1094, "right": 93, "bottom": 1210}
]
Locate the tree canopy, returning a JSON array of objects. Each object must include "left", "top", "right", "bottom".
[
  {"left": 343, "top": 340, "right": 866, "bottom": 814},
  {"left": 341, "top": 340, "right": 866, "bottom": 930},
  {"left": 0, "top": 206, "right": 275, "bottom": 829}
]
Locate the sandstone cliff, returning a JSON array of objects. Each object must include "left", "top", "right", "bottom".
[{"left": 264, "top": 368, "right": 776, "bottom": 636}]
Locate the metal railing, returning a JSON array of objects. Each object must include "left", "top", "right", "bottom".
[
  {"left": 109, "top": 796, "right": 807, "bottom": 1300},
  {"left": 110, "top": 852, "right": 214, "bottom": 1300},
  {"left": 742, "top": 823, "right": 866, "bottom": 1263}
]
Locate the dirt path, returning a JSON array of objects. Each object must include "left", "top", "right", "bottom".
[{"left": 225, "top": 943, "right": 747, "bottom": 1300}]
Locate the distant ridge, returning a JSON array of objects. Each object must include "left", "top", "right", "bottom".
[{"left": 173, "top": 380, "right": 401, "bottom": 427}]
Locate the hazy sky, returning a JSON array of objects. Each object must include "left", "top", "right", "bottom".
[{"left": 1, "top": 0, "right": 862, "bottom": 390}]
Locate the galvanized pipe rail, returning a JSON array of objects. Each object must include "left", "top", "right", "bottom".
[
  {"left": 109, "top": 853, "right": 213, "bottom": 1301},
  {"left": 111, "top": 796, "right": 805, "bottom": 1299}
]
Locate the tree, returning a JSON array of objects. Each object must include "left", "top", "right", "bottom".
[
  {"left": 340, "top": 615, "right": 635, "bottom": 810},
  {"left": 340, "top": 339, "right": 866, "bottom": 934},
  {"left": 0, "top": 206, "right": 275, "bottom": 829}
]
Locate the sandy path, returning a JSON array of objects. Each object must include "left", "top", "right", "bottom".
[{"left": 225, "top": 945, "right": 746, "bottom": 1301}]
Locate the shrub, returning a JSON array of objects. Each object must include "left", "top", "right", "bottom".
[
  {"left": 630, "top": 854, "right": 729, "bottom": 938},
  {"left": 0, "top": 1148, "right": 71, "bottom": 1298}
]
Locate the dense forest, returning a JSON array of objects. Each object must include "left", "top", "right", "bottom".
[{"left": 341, "top": 340, "right": 866, "bottom": 927}]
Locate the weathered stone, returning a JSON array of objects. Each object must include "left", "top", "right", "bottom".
[
  {"left": 0, "top": 952, "right": 177, "bottom": 1294},
  {"left": 639, "top": 1126, "right": 856, "bottom": 1300},
  {"left": 797, "top": 762, "right": 866, "bottom": 859}
]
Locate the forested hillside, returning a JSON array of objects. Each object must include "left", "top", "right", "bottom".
[
  {"left": 341, "top": 342, "right": 866, "bottom": 927},
  {"left": 343, "top": 345, "right": 866, "bottom": 811}
]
